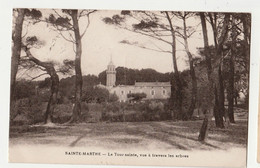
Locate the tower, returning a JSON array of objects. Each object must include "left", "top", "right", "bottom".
[{"left": 106, "top": 57, "right": 116, "bottom": 87}]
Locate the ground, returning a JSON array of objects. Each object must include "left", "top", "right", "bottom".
[
  {"left": 9, "top": 113, "right": 248, "bottom": 167},
  {"left": 9, "top": 120, "right": 247, "bottom": 150}
]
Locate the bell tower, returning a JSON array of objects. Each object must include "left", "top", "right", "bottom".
[{"left": 106, "top": 57, "right": 116, "bottom": 87}]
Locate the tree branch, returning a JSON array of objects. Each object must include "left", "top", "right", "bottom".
[{"left": 28, "top": 72, "right": 48, "bottom": 81}]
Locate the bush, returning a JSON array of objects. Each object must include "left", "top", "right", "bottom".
[
  {"left": 10, "top": 97, "right": 46, "bottom": 126},
  {"left": 14, "top": 80, "right": 36, "bottom": 100},
  {"left": 52, "top": 103, "right": 73, "bottom": 123},
  {"left": 101, "top": 101, "right": 171, "bottom": 122},
  {"left": 10, "top": 98, "right": 171, "bottom": 126},
  {"left": 81, "top": 103, "right": 103, "bottom": 123},
  {"left": 82, "top": 87, "right": 118, "bottom": 103}
]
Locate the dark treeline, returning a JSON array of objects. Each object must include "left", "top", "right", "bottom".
[
  {"left": 14, "top": 67, "right": 174, "bottom": 100},
  {"left": 36, "top": 67, "right": 174, "bottom": 89},
  {"left": 99, "top": 67, "right": 173, "bottom": 85}
]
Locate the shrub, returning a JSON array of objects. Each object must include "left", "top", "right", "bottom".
[
  {"left": 82, "top": 87, "right": 116, "bottom": 103},
  {"left": 10, "top": 97, "right": 46, "bottom": 126},
  {"left": 81, "top": 103, "right": 103, "bottom": 123},
  {"left": 100, "top": 100, "right": 170, "bottom": 122}
]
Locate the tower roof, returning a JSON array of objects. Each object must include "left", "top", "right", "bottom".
[
  {"left": 108, "top": 60, "right": 114, "bottom": 66},
  {"left": 108, "top": 55, "right": 114, "bottom": 66}
]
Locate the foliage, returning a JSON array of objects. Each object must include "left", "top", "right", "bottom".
[
  {"left": 10, "top": 97, "right": 46, "bottom": 125},
  {"left": 98, "top": 67, "right": 172, "bottom": 85},
  {"left": 13, "top": 80, "right": 37, "bottom": 100},
  {"left": 82, "top": 86, "right": 118, "bottom": 103},
  {"left": 101, "top": 101, "right": 171, "bottom": 122},
  {"left": 58, "top": 75, "right": 100, "bottom": 103},
  {"left": 38, "top": 77, "right": 51, "bottom": 88},
  {"left": 24, "top": 9, "right": 42, "bottom": 19}
]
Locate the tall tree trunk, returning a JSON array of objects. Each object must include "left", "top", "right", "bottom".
[
  {"left": 182, "top": 13, "right": 197, "bottom": 119},
  {"left": 242, "top": 14, "right": 250, "bottom": 75},
  {"left": 218, "top": 65, "right": 225, "bottom": 127},
  {"left": 214, "top": 84, "right": 220, "bottom": 127},
  {"left": 198, "top": 12, "right": 214, "bottom": 141},
  {"left": 214, "top": 83, "right": 224, "bottom": 128},
  {"left": 227, "top": 57, "right": 235, "bottom": 123},
  {"left": 227, "top": 15, "right": 236, "bottom": 123},
  {"left": 242, "top": 14, "right": 250, "bottom": 107},
  {"left": 165, "top": 11, "right": 183, "bottom": 120},
  {"left": 11, "top": 9, "right": 25, "bottom": 102},
  {"left": 68, "top": 10, "right": 83, "bottom": 123},
  {"left": 23, "top": 47, "right": 59, "bottom": 124},
  {"left": 208, "top": 13, "right": 230, "bottom": 128},
  {"left": 44, "top": 68, "right": 59, "bottom": 124}
]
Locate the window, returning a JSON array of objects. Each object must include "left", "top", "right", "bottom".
[
  {"left": 121, "top": 90, "right": 124, "bottom": 95},
  {"left": 162, "top": 90, "right": 166, "bottom": 95},
  {"left": 129, "top": 90, "right": 132, "bottom": 94},
  {"left": 151, "top": 90, "right": 155, "bottom": 96}
]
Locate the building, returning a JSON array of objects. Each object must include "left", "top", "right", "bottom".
[
  {"left": 106, "top": 59, "right": 116, "bottom": 87},
  {"left": 98, "top": 59, "right": 171, "bottom": 102}
]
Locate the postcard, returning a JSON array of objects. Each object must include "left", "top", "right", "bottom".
[{"left": 9, "top": 8, "right": 250, "bottom": 167}]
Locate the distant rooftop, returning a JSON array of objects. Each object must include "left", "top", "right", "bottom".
[{"left": 135, "top": 81, "right": 171, "bottom": 87}]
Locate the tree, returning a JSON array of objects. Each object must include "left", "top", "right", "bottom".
[
  {"left": 173, "top": 12, "right": 198, "bottom": 119},
  {"left": 21, "top": 36, "right": 59, "bottom": 124},
  {"left": 239, "top": 13, "right": 251, "bottom": 107},
  {"left": 225, "top": 13, "right": 250, "bottom": 123},
  {"left": 47, "top": 9, "right": 96, "bottom": 123},
  {"left": 10, "top": 9, "right": 44, "bottom": 122},
  {"left": 207, "top": 12, "right": 230, "bottom": 128},
  {"left": 226, "top": 15, "right": 236, "bottom": 123},
  {"left": 11, "top": 9, "right": 25, "bottom": 102},
  {"left": 11, "top": 9, "right": 42, "bottom": 102},
  {"left": 103, "top": 11, "right": 185, "bottom": 119},
  {"left": 19, "top": 36, "right": 75, "bottom": 124},
  {"left": 11, "top": 9, "right": 76, "bottom": 124},
  {"left": 198, "top": 12, "right": 213, "bottom": 142}
]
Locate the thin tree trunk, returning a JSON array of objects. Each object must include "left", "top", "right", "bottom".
[
  {"left": 182, "top": 13, "right": 197, "bottom": 119},
  {"left": 198, "top": 112, "right": 208, "bottom": 141},
  {"left": 208, "top": 13, "right": 230, "bottom": 128},
  {"left": 23, "top": 47, "right": 59, "bottom": 124},
  {"left": 227, "top": 15, "right": 236, "bottom": 123},
  {"left": 214, "top": 83, "right": 224, "bottom": 128},
  {"left": 165, "top": 11, "right": 183, "bottom": 120},
  {"left": 214, "top": 84, "right": 220, "bottom": 127},
  {"left": 242, "top": 14, "right": 250, "bottom": 107},
  {"left": 198, "top": 12, "right": 214, "bottom": 141},
  {"left": 242, "top": 14, "right": 250, "bottom": 75},
  {"left": 68, "top": 10, "right": 83, "bottom": 123},
  {"left": 11, "top": 9, "right": 25, "bottom": 102},
  {"left": 44, "top": 69, "right": 59, "bottom": 124},
  {"left": 227, "top": 57, "right": 235, "bottom": 123},
  {"left": 218, "top": 65, "right": 225, "bottom": 127}
]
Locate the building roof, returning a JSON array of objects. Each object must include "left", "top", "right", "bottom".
[{"left": 134, "top": 81, "right": 171, "bottom": 87}]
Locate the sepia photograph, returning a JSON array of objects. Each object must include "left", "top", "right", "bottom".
[{"left": 9, "top": 8, "right": 250, "bottom": 167}]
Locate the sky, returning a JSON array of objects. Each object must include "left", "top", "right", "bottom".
[{"left": 17, "top": 9, "right": 215, "bottom": 80}]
